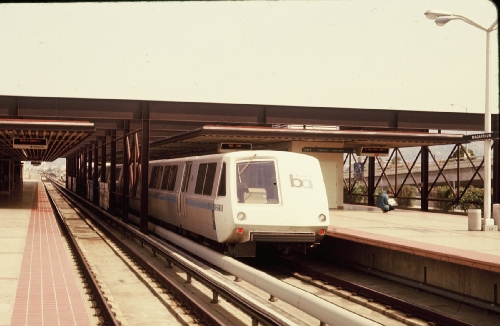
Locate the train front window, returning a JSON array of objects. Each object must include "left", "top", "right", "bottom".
[{"left": 236, "top": 160, "right": 279, "bottom": 204}]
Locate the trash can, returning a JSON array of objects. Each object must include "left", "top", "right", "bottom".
[
  {"left": 493, "top": 204, "right": 500, "bottom": 230},
  {"left": 468, "top": 209, "right": 481, "bottom": 231}
]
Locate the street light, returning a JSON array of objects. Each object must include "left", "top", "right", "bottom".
[{"left": 425, "top": 9, "right": 498, "bottom": 221}]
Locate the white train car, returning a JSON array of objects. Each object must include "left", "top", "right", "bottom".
[{"left": 120, "top": 150, "right": 330, "bottom": 257}]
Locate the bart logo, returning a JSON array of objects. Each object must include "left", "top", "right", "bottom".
[{"left": 290, "top": 174, "right": 313, "bottom": 189}]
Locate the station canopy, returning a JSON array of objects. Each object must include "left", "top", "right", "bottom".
[
  {"left": 0, "top": 119, "right": 94, "bottom": 162},
  {"left": 148, "top": 125, "right": 467, "bottom": 159},
  {"left": 1, "top": 95, "right": 492, "bottom": 163}
]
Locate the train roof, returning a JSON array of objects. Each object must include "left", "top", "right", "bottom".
[{"left": 148, "top": 150, "right": 310, "bottom": 164}]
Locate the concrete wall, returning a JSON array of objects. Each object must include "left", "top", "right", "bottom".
[{"left": 318, "top": 237, "right": 500, "bottom": 305}]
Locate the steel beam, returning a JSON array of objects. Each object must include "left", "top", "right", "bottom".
[
  {"left": 122, "top": 121, "right": 130, "bottom": 224},
  {"left": 140, "top": 103, "right": 150, "bottom": 234},
  {"left": 368, "top": 157, "right": 375, "bottom": 206},
  {"left": 109, "top": 130, "right": 116, "bottom": 215},
  {"left": 93, "top": 143, "right": 99, "bottom": 205},
  {"left": 421, "top": 146, "right": 429, "bottom": 211}
]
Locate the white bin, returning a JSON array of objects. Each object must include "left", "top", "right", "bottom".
[
  {"left": 493, "top": 204, "right": 500, "bottom": 230},
  {"left": 468, "top": 209, "right": 481, "bottom": 231}
]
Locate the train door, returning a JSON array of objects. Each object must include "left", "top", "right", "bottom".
[{"left": 177, "top": 162, "right": 192, "bottom": 217}]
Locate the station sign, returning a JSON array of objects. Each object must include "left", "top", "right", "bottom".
[
  {"left": 302, "top": 147, "right": 355, "bottom": 153},
  {"left": 12, "top": 138, "right": 48, "bottom": 150},
  {"left": 463, "top": 131, "right": 499, "bottom": 141},
  {"left": 218, "top": 143, "right": 252, "bottom": 153},
  {"left": 358, "top": 147, "right": 390, "bottom": 157},
  {"left": 31, "top": 161, "right": 42, "bottom": 166}
]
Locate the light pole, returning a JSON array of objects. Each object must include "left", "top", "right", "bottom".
[{"left": 425, "top": 9, "right": 498, "bottom": 221}]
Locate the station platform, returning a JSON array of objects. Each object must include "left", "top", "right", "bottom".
[
  {"left": 325, "top": 204, "right": 500, "bottom": 311},
  {"left": 0, "top": 179, "right": 92, "bottom": 326},
  {"left": 328, "top": 205, "right": 500, "bottom": 273}
]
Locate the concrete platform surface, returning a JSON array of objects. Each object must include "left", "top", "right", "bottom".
[
  {"left": 328, "top": 205, "right": 500, "bottom": 273},
  {"left": 0, "top": 180, "right": 92, "bottom": 326}
]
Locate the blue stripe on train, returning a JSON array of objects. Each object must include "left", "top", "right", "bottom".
[{"left": 149, "top": 191, "right": 221, "bottom": 211}]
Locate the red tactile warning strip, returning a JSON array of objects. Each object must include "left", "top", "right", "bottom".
[{"left": 11, "top": 182, "right": 92, "bottom": 326}]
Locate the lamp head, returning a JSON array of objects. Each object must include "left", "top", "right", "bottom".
[
  {"left": 435, "top": 17, "right": 452, "bottom": 26},
  {"left": 424, "top": 9, "right": 453, "bottom": 20}
]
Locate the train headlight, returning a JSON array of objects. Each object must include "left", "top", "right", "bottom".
[
  {"left": 237, "top": 212, "right": 246, "bottom": 221},
  {"left": 318, "top": 214, "right": 327, "bottom": 222}
]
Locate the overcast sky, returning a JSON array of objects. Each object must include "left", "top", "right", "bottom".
[{"left": 0, "top": 1, "right": 497, "bottom": 114}]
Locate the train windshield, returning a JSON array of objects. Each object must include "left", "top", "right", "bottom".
[{"left": 236, "top": 160, "right": 279, "bottom": 204}]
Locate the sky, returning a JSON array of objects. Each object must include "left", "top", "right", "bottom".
[{"left": 0, "top": 1, "right": 498, "bottom": 114}]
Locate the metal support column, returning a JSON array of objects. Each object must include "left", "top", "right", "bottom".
[
  {"left": 76, "top": 151, "right": 83, "bottom": 196},
  {"left": 140, "top": 103, "right": 150, "bottom": 234},
  {"left": 74, "top": 155, "right": 78, "bottom": 193},
  {"left": 100, "top": 137, "right": 107, "bottom": 208},
  {"left": 122, "top": 121, "right": 130, "bottom": 223},
  {"left": 65, "top": 158, "right": 69, "bottom": 189},
  {"left": 494, "top": 139, "right": 499, "bottom": 204},
  {"left": 421, "top": 146, "right": 429, "bottom": 211},
  {"left": 109, "top": 130, "right": 116, "bottom": 215},
  {"left": 101, "top": 138, "right": 106, "bottom": 182},
  {"left": 70, "top": 156, "right": 75, "bottom": 190},
  {"left": 87, "top": 145, "right": 92, "bottom": 199},
  {"left": 368, "top": 157, "right": 375, "bottom": 206},
  {"left": 493, "top": 112, "right": 499, "bottom": 204},
  {"left": 491, "top": 111, "right": 500, "bottom": 204},
  {"left": 93, "top": 142, "right": 99, "bottom": 205},
  {"left": 83, "top": 149, "right": 88, "bottom": 198}
]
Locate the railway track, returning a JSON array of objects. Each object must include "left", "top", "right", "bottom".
[
  {"left": 43, "top": 178, "right": 341, "bottom": 325},
  {"left": 247, "top": 253, "right": 500, "bottom": 326},
  {"left": 45, "top": 177, "right": 499, "bottom": 325}
]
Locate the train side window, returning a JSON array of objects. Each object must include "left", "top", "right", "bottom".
[
  {"left": 195, "top": 164, "right": 207, "bottom": 194},
  {"left": 181, "top": 163, "right": 192, "bottom": 192},
  {"left": 203, "top": 163, "right": 217, "bottom": 195},
  {"left": 195, "top": 162, "right": 217, "bottom": 196},
  {"left": 160, "top": 166, "right": 171, "bottom": 190},
  {"left": 155, "top": 166, "right": 163, "bottom": 189},
  {"left": 167, "top": 165, "right": 178, "bottom": 191},
  {"left": 149, "top": 166, "right": 159, "bottom": 188},
  {"left": 217, "top": 163, "right": 226, "bottom": 196}
]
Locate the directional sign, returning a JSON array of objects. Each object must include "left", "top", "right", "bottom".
[
  {"left": 13, "top": 138, "right": 48, "bottom": 149},
  {"left": 302, "top": 147, "right": 355, "bottom": 153},
  {"left": 463, "top": 131, "right": 499, "bottom": 141},
  {"left": 218, "top": 143, "right": 252, "bottom": 153},
  {"left": 358, "top": 147, "right": 390, "bottom": 156}
]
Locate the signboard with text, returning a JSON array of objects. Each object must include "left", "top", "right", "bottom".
[
  {"left": 463, "top": 132, "right": 499, "bottom": 141},
  {"left": 302, "top": 147, "right": 355, "bottom": 153},
  {"left": 13, "top": 138, "right": 47, "bottom": 150},
  {"left": 218, "top": 143, "right": 252, "bottom": 153},
  {"left": 358, "top": 147, "right": 390, "bottom": 156}
]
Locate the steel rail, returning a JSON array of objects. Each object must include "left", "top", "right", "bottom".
[{"left": 291, "top": 260, "right": 477, "bottom": 326}]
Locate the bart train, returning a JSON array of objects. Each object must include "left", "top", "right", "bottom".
[{"left": 97, "top": 150, "right": 330, "bottom": 257}]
